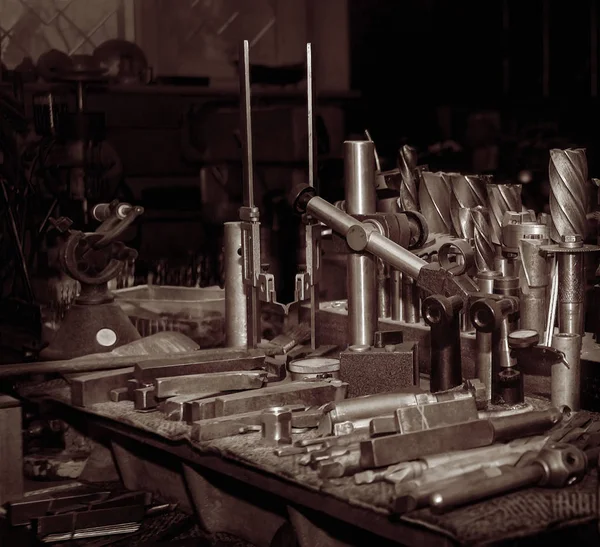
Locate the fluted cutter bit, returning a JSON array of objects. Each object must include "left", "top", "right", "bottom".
[
  {"left": 419, "top": 171, "right": 453, "bottom": 234},
  {"left": 486, "top": 182, "right": 523, "bottom": 246},
  {"left": 549, "top": 148, "right": 588, "bottom": 243},
  {"left": 450, "top": 174, "right": 488, "bottom": 238},
  {"left": 398, "top": 145, "right": 420, "bottom": 211},
  {"left": 470, "top": 206, "right": 496, "bottom": 272}
]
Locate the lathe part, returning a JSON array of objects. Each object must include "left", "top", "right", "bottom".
[
  {"left": 519, "top": 239, "right": 549, "bottom": 335},
  {"left": 401, "top": 275, "right": 420, "bottom": 324},
  {"left": 391, "top": 270, "right": 403, "bottom": 321},
  {"left": 419, "top": 171, "right": 453, "bottom": 235},
  {"left": 70, "top": 368, "right": 134, "bottom": 408},
  {"left": 348, "top": 252, "right": 376, "bottom": 347},
  {"left": 551, "top": 333, "right": 582, "bottom": 411},
  {"left": 398, "top": 145, "right": 419, "bottom": 211},
  {"left": 344, "top": 140, "right": 376, "bottom": 215},
  {"left": 359, "top": 408, "right": 561, "bottom": 468},
  {"left": 557, "top": 252, "right": 585, "bottom": 335},
  {"left": 339, "top": 342, "right": 418, "bottom": 398},
  {"left": 486, "top": 182, "right": 523, "bottom": 246},
  {"left": 394, "top": 397, "right": 478, "bottom": 434},
  {"left": 549, "top": 148, "right": 588, "bottom": 242},
  {"left": 224, "top": 222, "right": 247, "bottom": 347},
  {"left": 261, "top": 406, "right": 293, "bottom": 446},
  {"left": 470, "top": 206, "right": 496, "bottom": 271},
  {"left": 519, "top": 239, "right": 549, "bottom": 288},
  {"left": 449, "top": 174, "right": 488, "bottom": 238},
  {"left": 475, "top": 330, "right": 492, "bottom": 403},
  {"left": 153, "top": 370, "right": 267, "bottom": 399},
  {"left": 475, "top": 269, "right": 503, "bottom": 295},
  {"left": 457, "top": 207, "right": 475, "bottom": 240},
  {"left": 377, "top": 259, "right": 391, "bottom": 320}
]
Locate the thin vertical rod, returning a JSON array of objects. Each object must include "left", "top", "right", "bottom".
[
  {"left": 592, "top": 0, "right": 598, "bottom": 97},
  {"left": 542, "top": 0, "right": 550, "bottom": 98},
  {"left": 239, "top": 40, "right": 254, "bottom": 208}
]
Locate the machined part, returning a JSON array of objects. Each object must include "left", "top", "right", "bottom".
[
  {"left": 486, "top": 182, "right": 523, "bottom": 246},
  {"left": 450, "top": 174, "right": 488, "bottom": 238},
  {"left": 419, "top": 171, "right": 453, "bottom": 235},
  {"left": 549, "top": 148, "right": 588, "bottom": 242},
  {"left": 470, "top": 206, "right": 495, "bottom": 272},
  {"left": 153, "top": 370, "right": 267, "bottom": 399},
  {"left": 261, "top": 406, "right": 293, "bottom": 446},
  {"left": 288, "top": 357, "right": 340, "bottom": 382},
  {"left": 551, "top": 332, "right": 583, "bottom": 411},
  {"left": 224, "top": 222, "right": 248, "bottom": 347},
  {"left": 398, "top": 145, "right": 420, "bottom": 211},
  {"left": 401, "top": 275, "right": 420, "bottom": 324},
  {"left": 519, "top": 238, "right": 549, "bottom": 336}
]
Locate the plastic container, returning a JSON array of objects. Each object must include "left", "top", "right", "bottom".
[{"left": 114, "top": 285, "right": 225, "bottom": 348}]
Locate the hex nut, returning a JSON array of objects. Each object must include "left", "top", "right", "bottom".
[{"left": 261, "top": 406, "right": 292, "bottom": 446}]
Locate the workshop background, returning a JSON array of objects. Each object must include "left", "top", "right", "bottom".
[{"left": 2, "top": 1, "right": 600, "bottom": 546}]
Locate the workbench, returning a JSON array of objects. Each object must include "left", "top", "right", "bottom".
[{"left": 18, "top": 378, "right": 600, "bottom": 547}]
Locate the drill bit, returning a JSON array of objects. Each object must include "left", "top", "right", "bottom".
[
  {"left": 470, "top": 206, "right": 496, "bottom": 271},
  {"left": 419, "top": 171, "right": 453, "bottom": 234},
  {"left": 457, "top": 207, "right": 475, "bottom": 240},
  {"left": 549, "top": 148, "right": 588, "bottom": 242},
  {"left": 398, "top": 145, "right": 419, "bottom": 211},
  {"left": 486, "top": 182, "right": 523, "bottom": 246},
  {"left": 450, "top": 174, "right": 488, "bottom": 238}
]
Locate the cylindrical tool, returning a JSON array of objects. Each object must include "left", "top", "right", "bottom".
[
  {"left": 419, "top": 171, "right": 453, "bottom": 234},
  {"left": 345, "top": 140, "right": 377, "bottom": 347},
  {"left": 450, "top": 174, "right": 488, "bottom": 239},
  {"left": 402, "top": 275, "right": 420, "bottom": 323},
  {"left": 398, "top": 145, "right": 420, "bottom": 211},
  {"left": 549, "top": 148, "right": 588, "bottom": 243},
  {"left": 519, "top": 238, "right": 549, "bottom": 336},
  {"left": 391, "top": 270, "right": 403, "bottom": 321},
  {"left": 261, "top": 406, "right": 292, "bottom": 445},
  {"left": 551, "top": 332, "right": 582, "bottom": 411},
  {"left": 423, "top": 295, "right": 463, "bottom": 392},
  {"left": 474, "top": 271, "right": 503, "bottom": 403},
  {"left": 486, "top": 182, "right": 523, "bottom": 247},
  {"left": 470, "top": 206, "right": 496, "bottom": 272},
  {"left": 224, "top": 222, "right": 247, "bottom": 347},
  {"left": 557, "top": 236, "right": 586, "bottom": 335},
  {"left": 377, "top": 259, "right": 391, "bottom": 319}
]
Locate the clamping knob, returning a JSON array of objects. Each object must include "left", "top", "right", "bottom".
[
  {"left": 289, "top": 183, "right": 316, "bottom": 214},
  {"left": 523, "top": 442, "right": 587, "bottom": 488}
]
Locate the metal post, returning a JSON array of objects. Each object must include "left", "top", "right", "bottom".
[
  {"left": 224, "top": 222, "right": 247, "bottom": 347},
  {"left": 345, "top": 140, "right": 376, "bottom": 347}
]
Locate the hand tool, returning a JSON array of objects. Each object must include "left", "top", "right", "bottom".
[
  {"left": 133, "top": 347, "right": 266, "bottom": 384},
  {"left": 160, "top": 393, "right": 221, "bottom": 422},
  {"left": 551, "top": 332, "right": 583, "bottom": 411},
  {"left": 549, "top": 148, "right": 588, "bottom": 243},
  {"left": 541, "top": 235, "right": 600, "bottom": 336},
  {"left": 507, "top": 329, "right": 564, "bottom": 377},
  {"left": 303, "top": 443, "right": 358, "bottom": 467},
  {"left": 423, "top": 294, "right": 463, "bottom": 392},
  {"left": 345, "top": 139, "right": 377, "bottom": 347},
  {"left": 430, "top": 442, "right": 590, "bottom": 513},
  {"left": 398, "top": 145, "right": 420, "bottom": 211},
  {"left": 191, "top": 405, "right": 305, "bottom": 441},
  {"left": 317, "top": 449, "right": 362, "bottom": 478},
  {"left": 224, "top": 221, "right": 247, "bottom": 347},
  {"left": 471, "top": 295, "right": 521, "bottom": 405},
  {"left": 69, "top": 368, "right": 134, "bottom": 407},
  {"left": 288, "top": 357, "right": 340, "bottom": 382},
  {"left": 450, "top": 174, "right": 488, "bottom": 239},
  {"left": 486, "top": 182, "right": 523, "bottom": 247},
  {"left": 261, "top": 406, "right": 293, "bottom": 445},
  {"left": 394, "top": 396, "right": 478, "bottom": 433},
  {"left": 359, "top": 407, "right": 562, "bottom": 468},
  {"left": 153, "top": 370, "right": 267, "bottom": 398},
  {"left": 185, "top": 379, "right": 347, "bottom": 422},
  {"left": 419, "top": 171, "right": 453, "bottom": 235},
  {"left": 133, "top": 385, "right": 157, "bottom": 410},
  {"left": 470, "top": 206, "right": 496, "bottom": 272}
]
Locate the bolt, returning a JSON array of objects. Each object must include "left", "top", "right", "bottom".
[{"left": 559, "top": 234, "right": 584, "bottom": 249}]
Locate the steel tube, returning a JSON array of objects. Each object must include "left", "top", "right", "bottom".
[
  {"left": 402, "top": 275, "right": 420, "bottom": 323},
  {"left": 391, "top": 270, "right": 403, "bottom": 321},
  {"left": 347, "top": 253, "right": 376, "bottom": 346},
  {"left": 551, "top": 332, "right": 582, "bottom": 411},
  {"left": 224, "top": 222, "right": 247, "bottom": 347},
  {"left": 344, "top": 140, "right": 376, "bottom": 215},
  {"left": 557, "top": 253, "right": 585, "bottom": 335},
  {"left": 377, "top": 259, "right": 391, "bottom": 319}
]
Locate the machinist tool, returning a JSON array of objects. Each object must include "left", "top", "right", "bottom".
[
  {"left": 551, "top": 332, "right": 583, "bottom": 411},
  {"left": 261, "top": 406, "right": 293, "bottom": 446},
  {"left": 287, "top": 357, "right": 340, "bottom": 382},
  {"left": 449, "top": 174, "right": 488, "bottom": 239},
  {"left": 153, "top": 370, "right": 267, "bottom": 398},
  {"left": 470, "top": 206, "right": 496, "bottom": 272},
  {"left": 70, "top": 368, "right": 134, "bottom": 407},
  {"left": 354, "top": 434, "right": 549, "bottom": 485},
  {"left": 40, "top": 201, "right": 144, "bottom": 360},
  {"left": 398, "top": 145, "right": 420, "bottom": 212},
  {"left": 486, "top": 181, "right": 523, "bottom": 248},
  {"left": 549, "top": 148, "right": 588, "bottom": 243},
  {"left": 160, "top": 393, "right": 220, "bottom": 422},
  {"left": 418, "top": 171, "right": 453, "bottom": 235},
  {"left": 541, "top": 235, "right": 600, "bottom": 337},
  {"left": 359, "top": 407, "right": 562, "bottom": 469},
  {"left": 430, "top": 442, "right": 592, "bottom": 513},
  {"left": 224, "top": 221, "right": 247, "bottom": 348},
  {"left": 185, "top": 379, "right": 347, "bottom": 423}
]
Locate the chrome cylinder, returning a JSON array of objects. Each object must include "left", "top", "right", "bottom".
[
  {"left": 377, "top": 259, "right": 391, "bottom": 319},
  {"left": 391, "top": 270, "right": 403, "bottom": 321},
  {"left": 402, "top": 275, "right": 420, "bottom": 323},
  {"left": 344, "top": 140, "right": 376, "bottom": 215},
  {"left": 348, "top": 253, "right": 376, "bottom": 346},
  {"left": 557, "top": 252, "right": 585, "bottom": 336},
  {"left": 551, "top": 332, "right": 582, "bottom": 411},
  {"left": 224, "top": 222, "right": 247, "bottom": 347}
]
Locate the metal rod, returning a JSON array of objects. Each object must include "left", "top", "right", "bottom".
[
  {"left": 240, "top": 40, "right": 254, "bottom": 209},
  {"left": 542, "top": 0, "right": 550, "bottom": 97},
  {"left": 345, "top": 140, "right": 376, "bottom": 347},
  {"left": 391, "top": 270, "right": 403, "bottom": 321},
  {"left": 224, "top": 222, "right": 247, "bottom": 347},
  {"left": 557, "top": 252, "right": 585, "bottom": 336},
  {"left": 592, "top": 0, "right": 598, "bottom": 97},
  {"left": 544, "top": 256, "right": 558, "bottom": 346},
  {"left": 364, "top": 130, "right": 381, "bottom": 172}
]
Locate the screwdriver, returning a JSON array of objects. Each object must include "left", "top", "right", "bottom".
[{"left": 430, "top": 442, "right": 596, "bottom": 513}]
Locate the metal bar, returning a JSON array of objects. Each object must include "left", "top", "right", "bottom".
[
  {"left": 240, "top": 40, "right": 255, "bottom": 209},
  {"left": 592, "top": 0, "right": 598, "bottom": 97},
  {"left": 542, "top": 0, "right": 550, "bottom": 97},
  {"left": 224, "top": 222, "right": 247, "bottom": 347}
]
